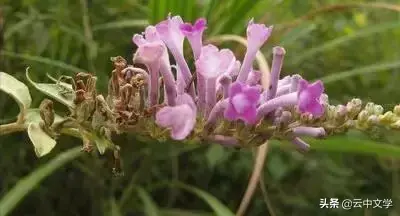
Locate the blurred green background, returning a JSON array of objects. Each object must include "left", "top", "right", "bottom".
[{"left": 1, "top": 0, "right": 400, "bottom": 215}]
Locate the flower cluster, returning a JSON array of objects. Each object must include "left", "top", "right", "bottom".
[
  {"left": 29, "top": 15, "right": 399, "bottom": 154},
  {"left": 90, "top": 14, "right": 397, "bottom": 150}
]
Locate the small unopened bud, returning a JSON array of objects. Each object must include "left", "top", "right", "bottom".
[
  {"left": 367, "top": 115, "right": 379, "bottom": 125},
  {"left": 365, "top": 102, "right": 375, "bottom": 114},
  {"left": 346, "top": 98, "right": 362, "bottom": 114},
  {"left": 357, "top": 110, "right": 369, "bottom": 122},
  {"left": 379, "top": 111, "right": 396, "bottom": 124},
  {"left": 319, "top": 94, "right": 329, "bottom": 106},
  {"left": 390, "top": 120, "right": 400, "bottom": 129},
  {"left": 394, "top": 105, "right": 400, "bottom": 116},
  {"left": 374, "top": 105, "right": 384, "bottom": 115},
  {"left": 335, "top": 105, "right": 347, "bottom": 118}
]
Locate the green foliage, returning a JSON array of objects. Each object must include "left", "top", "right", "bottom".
[
  {"left": 0, "top": 72, "right": 32, "bottom": 113},
  {"left": 27, "top": 122, "right": 57, "bottom": 157},
  {"left": 0, "top": 147, "right": 82, "bottom": 216},
  {"left": 1, "top": 0, "right": 400, "bottom": 216}
]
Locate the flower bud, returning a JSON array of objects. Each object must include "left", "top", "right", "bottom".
[
  {"left": 335, "top": 105, "right": 347, "bottom": 118},
  {"left": 394, "top": 105, "right": 400, "bottom": 116},
  {"left": 320, "top": 94, "right": 329, "bottom": 105},
  {"left": 373, "top": 105, "right": 384, "bottom": 115},
  {"left": 379, "top": 111, "right": 396, "bottom": 125},
  {"left": 357, "top": 110, "right": 369, "bottom": 122},
  {"left": 390, "top": 120, "right": 400, "bottom": 129},
  {"left": 364, "top": 102, "right": 375, "bottom": 114},
  {"left": 367, "top": 115, "right": 379, "bottom": 125},
  {"left": 346, "top": 98, "right": 362, "bottom": 114}
]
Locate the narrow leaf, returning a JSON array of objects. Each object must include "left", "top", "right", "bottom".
[
  {"left": 92, "top": 20, "right": 149, "bottom": 31},
  {"left": 1, "top": 51, "right": 84, "bottom": 73},
  {"left": 321, "top": 61, "right": 400, "bottom": 84},
  {"left": 270, "top": 135, "right": 400, "bottom": 158},
  {"left": 171, "top": 182, "right": 235, "bottom": 216},
  {"left": 0, "top": 147, "right": 82, "bottom": 216},
  {"left": 290, "top": 21, "right": 400, "bottom": 65},
  {"left": 136, "top": 187, "right": 161, "bottom": 216},
  {"left": 27, "top": 123, "right": 57, "bottom": 157},
  {"left": 108, "top": 198, "right": 123, "bottom": 216},
  {"left": 0, "top": 72, "right": 32, "bottom": 112},
  {"left": 160, "top": 208, "right": 213, "bottom": 216},
  {"left": 26, "top": 68, "right": 75, "bottom": 108}
]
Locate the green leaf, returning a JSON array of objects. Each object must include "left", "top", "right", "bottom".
[
  {"left": 0, "top": 72, "right": 32, "bottom": 113},
  {"left": 92, "top": 20, "right": 149, "bottom": 31},
  {"left": 136, "top": 187, "right": 161, "bottom": 216},
  {"left": 320, "top": 61, "right": 400, "bottom": 84},
  {"left": 27, "top": 123, "right": 57, "bottom": 157},
  {"left": 0, "top": 147, "right": 82, "bottom": 216},
  {"left": 290, "top": 21, "right": 400, "bottom": 65},
  {"left": 270, "top": 135, "right": 400, "bottom": 158},
  {"left": 1, "top": 51, "right": 84, "bottom": 73},
  {"left": 26, "top": 68, "right": 75, "bottom": 108},
  {"left": 205, "top": 145, "right": 226, "bottom": 169},
  {"left": 93, "top": 136, "right": 111, "bottom": 155},
  {"left": 160, "top": 208, "right": 213, "bottom": 216},
  {"left": 108, "top": 198, "right": 123, "bottom": 216},
  {"left": 171, "top": 182, "right": 235, "bottom": 216}
]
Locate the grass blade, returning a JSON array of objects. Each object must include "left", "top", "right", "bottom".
[
  {"left": 170, "top": 182, "right": 235, "bottom": 216},
  {"left": 0, "top": 147, "right": 82, "bottom": 216},
  {"left": 136, "top": 187, "right": 160, "bottom": 216},
  {"left": 320, "top": 61, "right": 400, "bottom": 84},
  {"left": 92, "top": 20, "right": 149, "bottom": 31},
  {"left": 270, "top": 135, "right": 400, "bottom": 158},
  {"left": 290, "top": 21, "right": 400, "bottom": 65},
  {"left": 1, "top": 51, "right": 84, "bottom": 73}
]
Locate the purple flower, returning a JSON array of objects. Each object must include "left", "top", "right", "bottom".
[
  {"left": 196, "top": 45, "right": 236, "bottom": 115},
  {"left": 132, "top": 26, "right": 177, "bottom": 106},
  {"left": 237, "top": 19, "right": 273, "bottom": 82},
  {"left": 257, "top": 79, "right": 325, "bottom": 119},
  {"left": 297, "top": 79, "right": 325, "bottom": 117},
  {"left": 180, "top": 18, "right": 207, "bottom": 59},
  {"left": 155, "top": 93, "right": 196, "bottom": 140},
  {"left": 132, "top": 27, "right": 165, "bottom": 65},
  {"left": 155, "top": 15, "right": 185, "bottom": 54},
  {"left": 156, "top": 15, "right": 195, "bottom": 97},
  {"left": 224, "top": 82, "right": 261, "bottom": 124}
]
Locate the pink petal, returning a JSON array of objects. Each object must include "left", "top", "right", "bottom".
[
  {"left": 244, "top": 86, "right": 261, "bottom": 102},
  {"left": 308, "top": 102, "right": 324, "bottom": 117},
  {"left": 155, "top": 107, "right": 175, "bottom": 127},
  {"left": 232, "top": 94, "right": 250, "bottom": 114},
  {"left": 194, "top": 18, "right": 207, "bottom": 30},
  {"left": 170, "top": 104, "right": 196, "bottom": 140},
  {"left": 144, "top": 26, "right": 160, "bottom": 42},
  {"left": 137, "top": 42, "right": 164, "bottom": 63},
  {"left": 242, "top": 106, "right": 257, "bottom": 124},
  {"left": 132, "top": 34, "right": 146, "bottom": 46},
  {"left": 298, "top": 79, "right": 309, "bottom": 93},
  {"left": 224, "top": 105, "right": 239, "bottom": 121},
  {"left": 308, "top": 80, "right": 324, "bottom": 97},
  {"left": 228, "top": 82, "right": 243, "bottom": 97}
]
